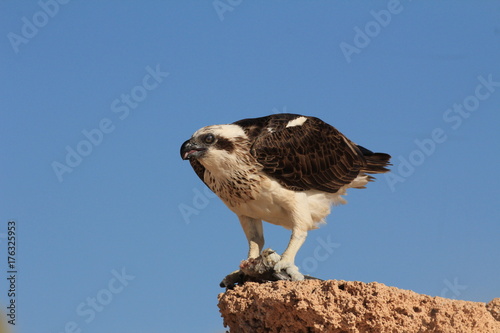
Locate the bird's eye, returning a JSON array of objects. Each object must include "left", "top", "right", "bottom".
[{"left": 204, "top": 134, "right": 215, "bottom": 144}]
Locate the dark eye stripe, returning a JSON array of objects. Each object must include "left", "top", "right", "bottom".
[{"left": 214, "top": 137, "right": 234, "bottom": 153}]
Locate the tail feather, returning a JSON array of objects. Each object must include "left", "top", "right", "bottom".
[{"left": 357, "top": 145, "right": 391, "bottom": 174}]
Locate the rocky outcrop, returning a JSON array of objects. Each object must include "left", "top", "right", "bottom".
[{"left": 218, "top": 279, "right": 500, "bottom": 332}]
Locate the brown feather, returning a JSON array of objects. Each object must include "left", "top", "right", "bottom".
[{"left": 234, "top": 114, "right": 390, "bottom": 193}]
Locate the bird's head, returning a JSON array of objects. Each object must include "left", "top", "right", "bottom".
[{"left": 180, "top": 124, "right": 247, "bottom": 165}]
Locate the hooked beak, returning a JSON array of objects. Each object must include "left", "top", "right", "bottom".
[{"left": 180, "top": 139, "right": 206, "bottom": 160}]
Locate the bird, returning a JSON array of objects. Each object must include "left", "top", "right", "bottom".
[{"left": 180, "top": 113, "right": 391, "bottom": 281}]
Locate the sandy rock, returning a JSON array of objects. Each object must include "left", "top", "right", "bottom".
[
  {"left": 218, "top": 279, "right": 499, "bottom": 333},
  {"left": 487, "top": 298, "right": 500, "bottom": 322}
]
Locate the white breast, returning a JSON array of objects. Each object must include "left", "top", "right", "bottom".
[{"left": 225, "top": 175, "right": 345, "bottom": 231}]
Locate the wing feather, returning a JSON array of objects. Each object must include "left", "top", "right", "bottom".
[{"left": 242, "top": 114, "right": 367, "bottom": 193}]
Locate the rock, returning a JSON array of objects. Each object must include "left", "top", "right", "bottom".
[
  {"left": 218, "top": 279, "right": 500, "bottom": 333},
  {"left": 487, "top": 298, "right": 500, "bottom": 322}
]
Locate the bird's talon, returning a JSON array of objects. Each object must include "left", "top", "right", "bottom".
[{"left": 274, "top": 260, "right": 304, "bottom": 281}]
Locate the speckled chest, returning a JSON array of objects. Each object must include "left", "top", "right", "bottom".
[{"left": 204, "top": 167, "right": 263, "bottom": 208}]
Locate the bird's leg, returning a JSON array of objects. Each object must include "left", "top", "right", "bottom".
[
  {"left": 220, "top": 217, "right": 264, "bottom": 288},
  {"left": 238, "top": 216, "right": 264, "bottom": 259},
  {"left": 274, "top": 228, "right": 307, "bottom": 281}
]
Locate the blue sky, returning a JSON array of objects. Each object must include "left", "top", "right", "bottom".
[{"left": 1, "top": 1, "right": 499, "bottom": 332}]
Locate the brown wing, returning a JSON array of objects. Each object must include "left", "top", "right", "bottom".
[{"left": 248, "top": 115, "right": 367, "bottom": 193}]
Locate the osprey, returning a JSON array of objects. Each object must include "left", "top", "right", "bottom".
[{"left": 180, "top": 113, "right": 391, "bottom": 280}]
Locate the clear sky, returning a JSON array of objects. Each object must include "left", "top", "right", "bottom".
[{"left": 1, "top": 1, "right": 499, "bottom": 332}]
